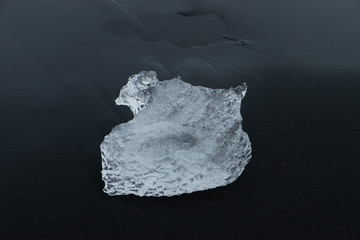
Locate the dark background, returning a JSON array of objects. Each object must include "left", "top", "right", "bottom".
[{"left": 1, "top": 0, "right": 359, "bottom": 239}]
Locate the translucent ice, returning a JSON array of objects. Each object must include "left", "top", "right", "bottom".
[{"left": 101, "top": 71, "right": 251, "bottom": 197}]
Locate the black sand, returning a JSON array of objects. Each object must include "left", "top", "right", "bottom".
[{"left": 1, "top": 0, "right": 359, "bottom": 239}]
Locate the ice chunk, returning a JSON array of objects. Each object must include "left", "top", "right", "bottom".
[{"left": 100, "top": 71, "right": 252, "bottom": 197}]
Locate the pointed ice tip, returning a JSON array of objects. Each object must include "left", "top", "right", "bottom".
[
  {"left": 115, "top": 97, "right": 121, "bottom": 105},
  {"left": 233, "top": 83, "right": 247, "bottom": 99}
]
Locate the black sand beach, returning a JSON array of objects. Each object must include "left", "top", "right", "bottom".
[{"left": 1, "top": 0, "right": 359, "bottom": 239}]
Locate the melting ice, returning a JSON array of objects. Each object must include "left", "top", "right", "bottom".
[{"left": 101, "top": 71, "right": 251, "bottom": 196}]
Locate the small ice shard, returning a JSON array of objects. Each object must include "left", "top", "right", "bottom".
[{"left": 100, "top": 71, "right": 252, "bottom": 197}]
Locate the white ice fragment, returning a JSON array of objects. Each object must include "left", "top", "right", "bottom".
[
  {"left": 115, "top": 71, "right": 158, "bottom": 115},
  {"left": 101, "top": 71, "right": 252, "bottom": 197}
]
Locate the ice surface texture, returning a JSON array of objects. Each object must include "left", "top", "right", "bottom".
[{"left": 101, "top": 71, "right": 251, "bottom": 197}]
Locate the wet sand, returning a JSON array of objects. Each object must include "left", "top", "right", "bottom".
[{"left": 1, "top": 0, "right": 360, "bottom": 239}]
